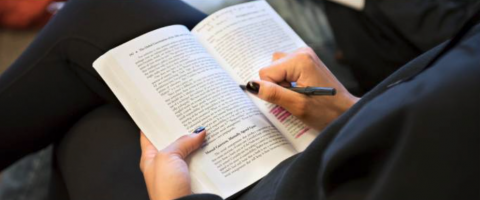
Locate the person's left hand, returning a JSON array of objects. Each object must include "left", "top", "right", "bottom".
[{"left": 140, "top": 129, "right": 206, "bottom": 200}]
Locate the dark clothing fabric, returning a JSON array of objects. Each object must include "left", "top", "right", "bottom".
[
  {"left": 53, "top": 105, "right": 149, "bottom": 200},
  {"left": 0, "top": 0, "right": 479, "bottom": 200},
  {"left": 0, "top": 0, "right": 206, "bottom": 170},
  {"left": 325, "top": 0, "right": 480, "bottom": 93}
]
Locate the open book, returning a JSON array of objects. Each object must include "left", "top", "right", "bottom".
[{"left": 93, "top": 1, "right": 320, "bottom": 198}]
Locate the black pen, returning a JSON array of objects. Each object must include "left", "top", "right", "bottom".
[{"left": 240, "top": 82, "right": 336, "bottom": 96}]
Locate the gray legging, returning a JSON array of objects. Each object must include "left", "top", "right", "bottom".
[{"left": 0, "top": 0, "right": 205, "bottom": 199}]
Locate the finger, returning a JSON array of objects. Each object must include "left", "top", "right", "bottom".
[
  {"left": 162, "top": 130, "right": 206, "bottom": 159},
  {"left": 260, "top": 52, "right": 304, "bottom": 83},
  {"left": 279, "top": 81, "right": 292, "bottom": 88},
  {"left": 296, "top": 46, "right": 319, "bottom": 61},
  {"left": 260, "top": 59, "right": 292, "bottom": 83},
  {"left": 140, "top": 131, "right": 151, "bottom": 150},
  {"left": 140, "top": 132, "right": 158, "bottom": 171},
  {"left": 272, "top": 52, "right": 287, "bottom": 62},
  {"left": 261, "top": 47, "right": 319, "bottom": 84},
  {"left": 256, "top": 80, "right": 306, "bottom": 115},
  {"left": 140, "top": 132, "right": 158, "bottom": 153}
]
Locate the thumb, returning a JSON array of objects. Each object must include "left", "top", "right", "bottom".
[
  {"left": 162, "top": 129, "right": 206, "bottom": 159},
  {"left": 255, "top": 80, "right": 306, "bottom": 114},
  {"left": 272, "top": 52, "right": 287, "bottom": 62},
  {"left": 139, "top": 132, "right": 159, "bottom": 172}
]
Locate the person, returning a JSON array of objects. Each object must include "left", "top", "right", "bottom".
[{"left": 0, "top": 0, "right": 478, "bottom": 200}]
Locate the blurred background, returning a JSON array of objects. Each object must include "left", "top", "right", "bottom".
[
  {"left": 0, "top": 0, "right": 246, "bottom": 73},
  {"left": 0, "top": 30, "right": 36, "bottom": 73}
]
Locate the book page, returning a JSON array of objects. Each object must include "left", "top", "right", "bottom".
[
  {"left": 328, "top": 0, "right": 365, "bottom": 11},
  {"left": 93, "top": 25, "right": 297, "bottom": 198},
  {"left": 192, "top": 1, "right": 319, "bottom": 151}
]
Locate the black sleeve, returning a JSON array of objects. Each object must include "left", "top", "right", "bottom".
[
  {"left": 324, "top": 0, "right": 480, "bottom": 92},
  {"left": 324, "top": 26, "right": 480, "bottom": 200}
]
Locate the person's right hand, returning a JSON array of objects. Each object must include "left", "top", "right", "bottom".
[{"left": 250, "top": 47, "right": 359, "bottom": 131}]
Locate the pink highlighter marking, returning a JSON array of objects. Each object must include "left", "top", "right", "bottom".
[
  {"left": 270, "top": 106, "right": 291, "bottom": 122},
  {"left": 271, "top": 106, "right": 282, "bottom": 116},
  {"left": 278, "top": 111, "right": 291, "bottom": 122},
  {"left": 295, "top": 128, "right": 310, "bottom": 139}
]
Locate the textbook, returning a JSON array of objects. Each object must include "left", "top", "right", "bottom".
[{"left": 93, "top": 1, "right": 320, "bottom": 198}]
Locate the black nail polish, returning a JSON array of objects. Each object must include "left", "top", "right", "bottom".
[
  {"left": 246, "top": 81, "right": 260, "bottom": 94},
  {"left": 193, "top": 126, "right": 205, "bottom": 134}
]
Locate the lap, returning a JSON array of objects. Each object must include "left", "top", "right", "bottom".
[
  {"left": 0, "top": 0, "right": 205, "bottom": 172},
  {"left": 54, "top": 104, "right": 148, "bottom": 200}
]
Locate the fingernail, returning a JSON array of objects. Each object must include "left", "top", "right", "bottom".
[
  {"left": 245, "top": 81, "right": 260, "bottom": 94},
  {"left": 193, "top": 126, "right": 205, "bottom": 134}
]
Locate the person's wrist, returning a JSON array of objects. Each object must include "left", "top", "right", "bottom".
[
  {"left": 331, "top": 92, "right": 359, "bottom": 119},
  {"left": 339, "top": 93, "right": 359, "bottom": 113},
  {"left": 307, "top": 92, "right": 358, "bottom": 131}
]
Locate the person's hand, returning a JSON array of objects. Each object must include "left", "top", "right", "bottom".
[
  {"left": 249, "top": 47, "right": 359, "bottom": 131},
  {"left": 140, "top": 128, "right": 206, "bottom": 200}
]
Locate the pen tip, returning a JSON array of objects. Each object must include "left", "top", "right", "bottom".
[{"left": 239, "top": 85, "right": 246, "bottom": 90}]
